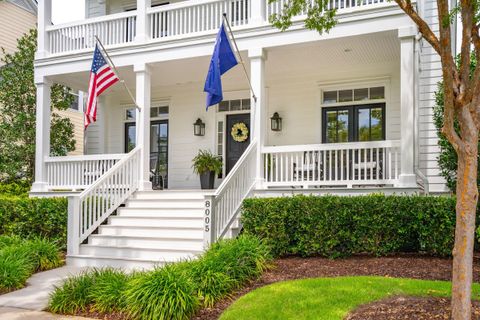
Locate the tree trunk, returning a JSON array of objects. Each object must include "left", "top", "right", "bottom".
[{"left": 452, "top": 142, "right": 479, "bottom": 320}]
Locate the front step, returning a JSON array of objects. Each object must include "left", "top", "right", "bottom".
[
  {"left": 68, "top": 190, "right": 208, "bottom": 269},
  {"left": 108, "top": 216, "right": 203, "bottom": 228},
  {"left": 88, "top": 235, "right": 204, "bottom": 251},
  {"left": 98, "top": 225, "right": 204, "bottom": 238}
]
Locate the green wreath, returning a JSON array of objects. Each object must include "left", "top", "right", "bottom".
[{"left": 231, "top": 122, "right": 249, "bottom": 142}]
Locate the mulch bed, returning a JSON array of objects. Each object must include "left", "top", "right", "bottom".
[
  {"left": 192, "top": 254, "right": 480, "bottom": 320},
  {"left": 345, "top": 296, "right": 480, "bottom": 320}
]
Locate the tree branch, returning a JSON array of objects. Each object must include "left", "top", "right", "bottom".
[{"left": 393, "top": 0, "right": 442, "bottom": 54}]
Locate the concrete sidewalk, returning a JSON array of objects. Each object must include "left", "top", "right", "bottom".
[
  {"left": 0, "top": 266, "right": 87, "bottom": 311},
  {"left": 0, "top": 307, "right": 95, "bottom": 319}
]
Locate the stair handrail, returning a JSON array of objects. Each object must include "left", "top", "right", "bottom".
[
  {"left": 67, "top": 147, "right": 141, "bottom": 256},
  {"left": 204, "top": 140, "right": 258, "bottom": 246}
]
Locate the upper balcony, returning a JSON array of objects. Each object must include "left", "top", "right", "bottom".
[{"left": 37, "top": 0, "right": 397, "bottom": 58}]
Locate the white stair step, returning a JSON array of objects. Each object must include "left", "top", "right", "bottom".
[
  {"left": 116, "top": 207, "right": 203, "bottom": 218},
  {"left": 67, "top": 255, "right": 162, "bottom": 270},
  {"left": 88, "top": 235, "right": 204, "bottom": 251},
  {"left": 79, "top": 245, "right": 201, "bottom": 260},
  {"left": 125, "top": 199, "right": 205, "bottom": 209},
  {"left": 98, "top": 225, "right": 204, "bottom": 239},
  {"left": 108, "top": 216, "right": 203, "bottom": 228},
  {"left": 133, "top": 191, "right": 210, "bottom": 200}
]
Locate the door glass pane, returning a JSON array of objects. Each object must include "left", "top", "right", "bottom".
[
  {"left": 337, "top": 110, "right": 349, "bottom": 142},
  {"left": 126, "top": 124, "right": 136, "bottom": 152},
  {"left": 357, "top": 108, "right": 370, "bottom": 141},
  {"left": 230, "top": 99, "right": 241, "bottom": 111},
  {"left": 150, "top": 122, "right": 168, "bottom": 189},
  {"left": 370, "top": 107, "right": 383, "bottom": 140},
  {"left": 326, "top": 111, "right": 338, "bottom": 143}
]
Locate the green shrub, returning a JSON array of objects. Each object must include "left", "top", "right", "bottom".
[
  {"left": 20, "top": 238, "right": 63, "bottom": 271},
  {"left": 89, "top": 268, "right": 130, "bottom": 313},
  {"left": 202, "top": 235, "right": 272, "bottom": 285},
  {"left": 242, "top": 194, "right": 459, "bottom": 258},
  {"left": 186, "top": 259, "right": 236, "bottom": 307},
  {"left": 0, "top": 247, "right": 34, "bottom": 293},
  {"left": 0, "top": 235, "right": 23, "bottom": 249},
  {"left": 49, "top": 270, "right": 99, "bottom": 314},
  {"left": 0, "top": 196, "right": 67, "bottom": 246},
  {"left": 0, "top": 182, "right": 31, "bottom": 196},
  {"left": 125, "top": 263, "right": 199, "bottom": 320}
]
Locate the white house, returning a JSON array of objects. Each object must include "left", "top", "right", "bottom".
[{"left": 32, "top": 0, "right": 448, "bottom": 268}]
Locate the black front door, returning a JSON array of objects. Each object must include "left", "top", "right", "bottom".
[
  {"left": 226, "top": 113, "right": 250, "bottom": 174},
  {"left": 124, "top": 120, "right": 168, "bottom": 189}
]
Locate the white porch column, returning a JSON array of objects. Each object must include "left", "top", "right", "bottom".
[
  {"left": 36, "top": 0, "right": 52, "bottom": 59},
  {"left": 31, "top": 77, "right": 52, "bottom": 192},
  {"left": 249, "top": 48, "right": 267, "bottom": 187},
  {"left": 136, "top": 0, "right": 151, "bottom": 42},
  {"left": 398, "top": 26, "right": 417, "bottom": 187},
  {"left": 250, "top": 0, "right": 266, "bottom": 25},
  {"left": 134, "top": 63, "right": 152, "bottom": 191}
]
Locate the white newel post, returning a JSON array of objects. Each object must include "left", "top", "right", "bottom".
[
  {"left": 135, "top": 63, "right": 152, "bottom": 191},
  {"left": 250, "top": 0, "right": 266, "bottom": 25},
  {"left": 398, "top": 26, "right": 417, "bottom": 187},
  {"left": 31, "top": 78, "right": 52, "bottom": 192},
  {"left": 136, "top": 0, "right": 152, "bottom": 42},
  {"left": 36, "top": 0, "right": 52, "bottom": 59},
  {"left": 249, "top": 48, "right": 267, "bottom": 188},
  {"left": 67, "top": 196, "right": 80, "bottom": 255}
]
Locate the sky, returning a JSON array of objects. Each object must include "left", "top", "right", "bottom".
[{"left": 51, "top": 0, "right": 85, "bottom": 24}]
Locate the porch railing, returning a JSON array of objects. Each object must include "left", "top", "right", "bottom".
[
  {"left": 204, "top": 140, "right": 257, "bottom": 245},
  {"left": 46, "top": 11, "right": 137, "bottom": 54},
  {"left": 262, "top": 140, "right": 400, "bottom": 188},
  {"left": 45, "top": 154, "right": 126, "bottom": 190},
  {"left": 148, "top": 0, "right": 250, "bottom": 40},
  {"left": 266, "top": 0, "right": 388, "bottom": 18},
  {"left": 67, "top": 147, "right": 141, "bottom": 255}
]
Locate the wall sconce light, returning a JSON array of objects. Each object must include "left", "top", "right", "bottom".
[
  {"left": 270, "top": 112, "right": 282, "bottom": 132},
  {"left": 193, "top": 118, "right": 205, "bottom": 136}
]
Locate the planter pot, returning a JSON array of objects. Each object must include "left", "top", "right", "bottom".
[{"left": 200, "top": 171, "right": 215, "bottom": 189}]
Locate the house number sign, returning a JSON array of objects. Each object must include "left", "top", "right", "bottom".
[{"left": 204, "top": 200, "right": 211, "bottom": 232}]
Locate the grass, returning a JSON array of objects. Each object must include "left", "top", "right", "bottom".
[
  {"left": 220, "top": 276, "right": 480, "bottom": 320},
  {"left": 0, "top": 236, "right": 62, "bottom": 293}
]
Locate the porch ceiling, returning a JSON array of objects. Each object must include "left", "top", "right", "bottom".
[{"left": 49, "top": 30, "right": 400, "bottom": 93}]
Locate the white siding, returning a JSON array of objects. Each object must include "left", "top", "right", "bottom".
[
  {"left": 85, "top": 0, "right": 106, "bottom": 18},
  {"left": 418, "top": 0, "right": 449, "bottom": 193}
]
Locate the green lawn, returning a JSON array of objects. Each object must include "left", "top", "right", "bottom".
[{"left": 220, "top": 276, "right": 480, "bottom": 320}]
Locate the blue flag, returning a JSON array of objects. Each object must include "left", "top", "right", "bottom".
[{"left": 204, "top": 23, "right": 238, "bottom": 109}]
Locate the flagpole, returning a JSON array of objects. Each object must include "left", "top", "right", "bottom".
[
  {"left": 222, "top": 13, "right": 257, "bottom": 102},
  {"left": 94, "top": 36, "right": 141, "bottom": 111}
]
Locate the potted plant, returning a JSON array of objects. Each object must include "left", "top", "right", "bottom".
[{"left": 192, "top": 150, "right": 223, "bottom": 189}]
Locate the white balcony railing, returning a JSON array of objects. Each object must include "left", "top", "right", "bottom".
[
  {"left": 148, "top": 0, "right": 249, "bottom": 39},
  {"left": 42, "top": 0, "right": 390, "bottom": 55},
  {"left": 262, "top": 140, "right": 400, "bottom": 188},
  {"left": 45, "top": 153, "right": 126, "bottom": 190},
  {"left": 46, "top": 11, "right": 137, "bottom": 54},
  {"left": 267, "top": 0, "right": 387, "bottom": 18}
]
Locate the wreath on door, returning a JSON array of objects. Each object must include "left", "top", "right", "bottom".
[{"left": 231, "top": 122, "right": 249, "bottom": 143}]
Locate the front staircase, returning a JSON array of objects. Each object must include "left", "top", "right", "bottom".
[{"left": 67, "top": 190, "right": 210, "bottom": 269}]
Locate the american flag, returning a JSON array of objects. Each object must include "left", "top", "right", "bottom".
[{"left": 84, "top": 44, "right": 119, "bottom": 129}]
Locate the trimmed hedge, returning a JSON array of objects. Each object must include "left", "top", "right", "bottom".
[
  {"left": 0, "top": 182, "right": 31, "bottom": 196},
  {"left": 0, "top": 196, "right": 67, "bottom": 246},
  {"left": 242, "top": 194, "right": 460, "bottom": 258}
]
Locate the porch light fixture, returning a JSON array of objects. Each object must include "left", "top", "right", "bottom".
[
  {"left": 193, "top": 118, "right": 205, "bottom": 136},
  {"left": 270, "top": 112, "right": 282, "bottom": 132}
]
